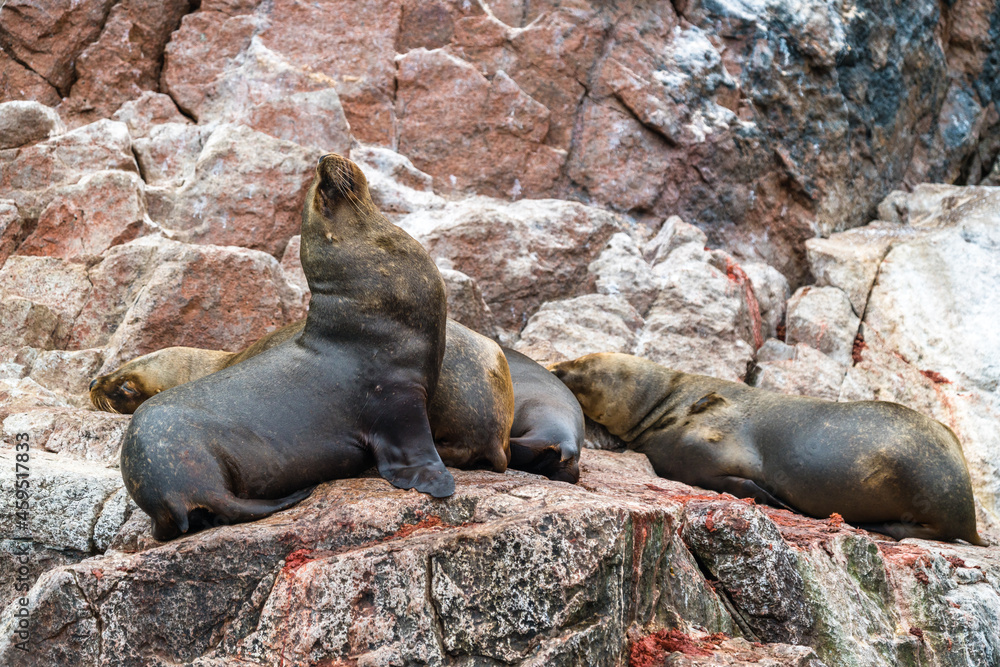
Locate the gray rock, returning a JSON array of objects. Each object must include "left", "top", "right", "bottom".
[
  {"left": 0, "top": 101, "right": 64, "bottom": 150},
  {"left": 785, "top": 286, "right": 859, "bottom": 367}
]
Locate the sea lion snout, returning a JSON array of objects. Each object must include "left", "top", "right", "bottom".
[
  {"left": 316, "top": 153, "right": 366, "bottom": 201},
  {"left": 89, "top": 377, "right": 98, "bottom": 390}
]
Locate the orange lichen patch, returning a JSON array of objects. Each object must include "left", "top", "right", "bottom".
[
  {"left": 920, "top": 369, "right": 951, "bottom": 384},
  {"left": 760, "top": 507, "right": 860, "bottom": 548},
  {"left": 704, "top": 512, "right": 716, "bottom": 533},
  {"left": 92, "top": 569, "right": 104, "bottom": 581},
  {"left": 945, "top": 555, "right": 971, "bottom": 569},
  {"left": 629, "top": 629, "right": 727, "bottom": 665}
]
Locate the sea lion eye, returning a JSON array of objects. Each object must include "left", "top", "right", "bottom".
[{"left": 120, "top": 381, "right": 139, "bottom": 397}]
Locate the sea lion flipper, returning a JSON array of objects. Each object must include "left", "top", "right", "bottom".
[
  {"left": 209, "top": 486, "right": 316, "bottom": 525},
  {"left": 369, "top": 403, "right": 455, "bottom": 498},
  {"left": 716, "top": 476, "right": 795, "bottom": 511}
]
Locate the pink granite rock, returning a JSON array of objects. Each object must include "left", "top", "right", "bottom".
[
  {"left": 17, "top": 171, "right": 151, "bottom": 263},
  {"left": 0, "top": 0, "right": 116, "bottom": 94},
  {"left": 396, "top": 48, "right": 565, "bottom": 199},
  {"left": 59, "top": 0, "right": 193, "bottom": 127},
  {"left": 154, "top": 124, "right": 321, "bottom": 257},
  {"left": 401, "top": 197, "right": 622, "bottom": 334}
]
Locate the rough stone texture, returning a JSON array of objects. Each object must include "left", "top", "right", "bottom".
[
  {"left": 16, "top": 170, "right": 151, "bottom": 263},
  {"left": 785, "top": 286, "right": 861, "bottom": 367},
  {"left": 741, "top": 260, "right": 791, "bottom": 340},
  {"left": 2, "top": 408, "right": 130, "bottom": 465},
  {"left": 59, "top": 0, "right": 193, "bottom": 127},
  {"left": 589, "top": 232, "right": 659, "bottom": 315},
  {"left": 515, "top": 294, "right": 644, "bottom": 366},
  {"left": 27, "top": 348, "right": 104, "bottom": 397},
  {"left": 638, "top": 244, "right": 758, "bottom": 382},
  {"left": 353, "top": 142, "right": 446, "bottom": 218},
  {"left": 440, "top": 268, "right": 500, "bottom": 340},
  {"left": 0, "top": 256, "right": 93, "bottom": 349},
  {"left": 92, "top": 236, "right": 307, "bottom": 370},
  {"left": 751, "top": 340, "right": 848, "bottom": 402},
  {"left": 0, "top": 46, "right": 60, "bottom": 106},
  {"left": 151, "top": 124, "right": 322, "bottom": 257},
  {"left": 0, "top": 200, "right": 22, "bottom": 268},
  {"left": 400, "top": 198, "right": 622, "bottom": 334},
  {"left": 110, "top": 91, "right": 190, "bottom": 138},
  {"left": 2, "top": 450, "right": 999, "bottom": 667},
  {"left": 0, "top": 119, "right": 138, "bottom": 220},
  {"left": 0, "top": 0, "right": 117, "bottom": 94},
  {"left": 0, "top": 101, "right": 65, "bottom": 149},
  {"left": 0, "top": 449, "right": 123, "bottom": 553},
  {"left": 396, "top": 47, "right": 565, "bottom": 199}
]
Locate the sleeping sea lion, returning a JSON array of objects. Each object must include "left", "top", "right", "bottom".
[{"left": 549, "top": 352, "right": 985, "bottom": 545}]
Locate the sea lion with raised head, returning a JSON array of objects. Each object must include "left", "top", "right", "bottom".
[
  {"left": 549, "top": 352, "right": 985, "bottom": 545},
  {"left": 120, "top": 153, "right": 454, "bottom": 540},
  {"left": 95, "top": 318, "right": 514, "bottom": 473}
]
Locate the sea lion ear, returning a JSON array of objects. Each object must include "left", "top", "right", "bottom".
[{"left": 316, "top": 153, "right": 368, "bottom": 201}]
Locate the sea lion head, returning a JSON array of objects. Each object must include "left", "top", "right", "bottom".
[
  {"left": 89, "top": 368, "right": 155, "bottom": 414},
  {"left": 90, "top": 347, "right": 232, "bottom": 414},
  {"left": 548, "top": 352, "right": 663, "bottom": 437}
]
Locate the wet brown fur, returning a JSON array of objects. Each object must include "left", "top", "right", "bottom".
[{"left": 550, "top": 352, "right": 986, "bottom": 546}]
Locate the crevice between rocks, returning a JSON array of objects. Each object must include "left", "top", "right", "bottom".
[
  {"left": 680, "top": 528, "right": 760, "bottom": 642},
  {"left": 70, "top": 570, "right": 104, "bottom": 663},
  {"left": 424, "top": 553, "right": 451, "bottom": 659}
]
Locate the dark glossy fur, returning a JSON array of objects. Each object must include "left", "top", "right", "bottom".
[
  {"left": 505, "top": 347, "right": 583, "bottom": 483},
  {"left": 120, "top": 154, "right": 453, "bottom": 540}
]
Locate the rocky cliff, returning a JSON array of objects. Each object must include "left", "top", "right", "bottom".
[{"left": 2, "top": 0, "right": 1000, "bottom": 664}]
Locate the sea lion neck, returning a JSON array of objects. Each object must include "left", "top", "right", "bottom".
[{"left": 616, "top": 366, "right": 687, "bottom": 442}]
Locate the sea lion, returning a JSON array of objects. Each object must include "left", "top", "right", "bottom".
[
  {"left": 120, "top": 153, "right": 454, "bottom": 540},
  {"left": 95, "top": 318, "right": 514, "bottom": 473},
  {"left": 549, "top": 352, "right": 985, "bottom": 545},
  {"left": 505, "top": 347, "right": 583, "bottom": 483}
]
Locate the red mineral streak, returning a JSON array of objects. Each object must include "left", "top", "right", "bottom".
[
  {"left": 909, "top": 627, "right": 925, "bottom": 641},
  {"left": 629, "top": 629, "right": 727, "bottom": 665},
  {"left": 283, "top": 548, "right": 319, "bottom": 573},
  {"left": 852, "top": 331, "right": 866, "bottom": 364},
  {"left": 920, "top": 369, "right": 951, "bottom": 384},
  {"left": 724, "top": 257, "right": 764, "bottom": 351},
  {"left": 391, "top": 515, "right": 444, "bottom": 539}
]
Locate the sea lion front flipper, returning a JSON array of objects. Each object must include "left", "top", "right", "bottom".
[
  {"left": 716, "top": 476, "right": 795, "bottom": 512},
  {"left": 369, "top": 400, "right": 455, "bottom": 498}
]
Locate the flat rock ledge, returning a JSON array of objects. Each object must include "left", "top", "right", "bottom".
[{"left": 1, "top": 449, "right": 999, "bottom": 667}]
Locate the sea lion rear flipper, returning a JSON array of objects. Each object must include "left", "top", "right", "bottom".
[
  {"left": 716, "top": 476, "right": 795, "bottom": 512},
  {"left": 211, "top": 486, "right": 316, "bottom": 524},
  {"left": 370, "top": 405, "right": 455, "bottom": 498}
]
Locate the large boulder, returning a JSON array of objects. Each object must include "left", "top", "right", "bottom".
[{"left": 1, "top": 449, "right": 999, "bottom": 666}]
